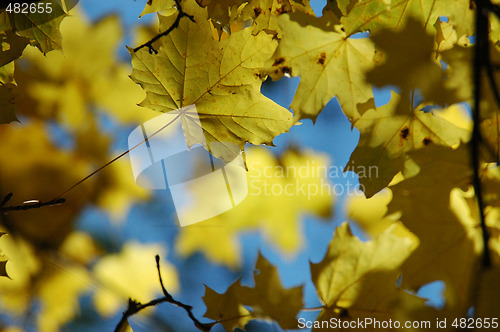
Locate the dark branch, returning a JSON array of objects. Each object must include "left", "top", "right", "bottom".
[
  {"left": 133, "top": 0, "right": 195, "bottom": 54},
  {"left": 154, "top": 255, "right": 214, "bottom": 331},
  {"left": 0, "top": 193, "right": 65, "bottom": 213},
  {"left": 0, "top": 193, "right": 13, "bottom": 208},
  {"left": 113, "top": 255, "right": 215, "bottom": 332}
]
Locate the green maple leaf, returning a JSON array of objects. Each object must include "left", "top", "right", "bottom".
[{"left": 129, "top": 0, "right": 293, "bottom": 161}]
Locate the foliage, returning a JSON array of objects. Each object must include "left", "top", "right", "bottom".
[{"left": 0, "top": 0, "right": 499, "bottom": 331}]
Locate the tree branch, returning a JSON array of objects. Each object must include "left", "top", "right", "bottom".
[
  {"left": 0, "top": 193, "right": 65, "bottom": 213},
  {"left": 113, "top": 255, "right": 215, "bottom": 332},
  {"left": 133, "top": 0, "right": 195, "bottom": 54}
]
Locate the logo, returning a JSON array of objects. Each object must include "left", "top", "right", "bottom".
[{"left": 128, "top": 105, "right": 248, "bottom": 226}]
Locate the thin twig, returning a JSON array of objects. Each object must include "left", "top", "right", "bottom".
[
  {"left": 59, "top": 109, "right": 186, "bottom": 198},
  {"left": 113, "top": 255, "right": 215, "bottom": 332},
  {"left": 0, "top": 193, "right": 13, "bottom": 208},
  {"left": 0, "top": 194, "right": 65, "bottom": 213},
  {"left": 133, "top": 0, "right": 195, "bottom": 54}
]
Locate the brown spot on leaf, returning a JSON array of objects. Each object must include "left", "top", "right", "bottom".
[
  {"left": 276, "top": 5, "right": 286, "bottom": 14},
  {"left": 147, "top": 0, "right": 152, "bottom": 4},
  {"left": 254, "top": 7, "right": 262, "bottom": 17},
  {"left": 281, "top": 66, "right": 292, "bottom": 75},
  {"left": 318, "top": 52, "right": 326, "bottom": 65},
  {"left": 423, "top": 137, "right": 432, "bottom": 145},
  {"left": 273, "top": 57, "right": 285, "bottom": 66},
  {"left": 400, "top": 127, "right": 410, "bottom": 140},
  {"left": 339, "top": 308, "right": 349, "bottom": 319}
]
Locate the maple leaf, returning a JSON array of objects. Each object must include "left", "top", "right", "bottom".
[
  {"left": 388, "top": 145, "right": 483, "bottom": 313},
  {"left": 140, "top": 0, "right": 176, "bottom": 17},
  {"left": 366, "top": 17, "right": 456, "bottom": 113},
  {"left": 0, "top": 31, "right": 29, "bottom": 67},
  {"left": 476, "top": 267, "right": 500, "bottom": 319},
  {"left": 434, "top": 20, "right": 458, "bottom": 54},
  {"left": 0, "top": 84, "right": 18, "bottom": 124},
  {"left": 129, "top": 0, "right": 293, "bottom": 161},
  {"left": 346, "top": 91, "right": 470, "bottom": 197},
  {"left": 310, "top": 222, "right": 421, "bottom": 328},
  {"left": 242, "top": 253, "right": 304, "bottom": 328},
  {"left": 238, "top": 0, "right": 315, "bottom": 35},
  {"left": 0, "top": 0, "right": 67, "bottom": 53},
  {"left": 347, "top": 189, "right": 397, "bottom": 236},
  {"left": 203, "top": 253, "right": 303, "bottom": 330},
  {"left": 195, "top": 0, "right": 243, "bottom": 31},
  {"left": 203, "top": 280, "right": 251, "bottom": 331},
  {"left": 433, "top": 0, "right": 475, "bottom": 43},
  {"left": 481, "top": 117, "right": 500, "bottom": 163},
  {"left": 176, "top": 146, "right": 333, "bottom": 266},
  {"left": 265, "top": 12, "right": 376, "bottom": 123},
  {"left": 337, "top": 0, "right": 442, "bottom": 36}
]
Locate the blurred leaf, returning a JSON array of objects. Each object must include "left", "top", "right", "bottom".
[
  {"left": 176, "top": 147, "right": 333, "bottom": 266},
  {"left": 117, "top": 319, "right": 134, "bottom": 332},
  {"left": 93, "top": 242, "right": 178, "bottom": 317}
]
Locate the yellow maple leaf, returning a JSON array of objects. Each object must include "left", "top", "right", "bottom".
[
  {"left": 311, "top": 222, "right": 421, "bottom": 327},
  {"left": 388, "top": 145, "right": 483, "bottom": 314},
  {"left": 129, "top": 0, "right": 293, "bottom": 161},
  {"left": 347, "top": 91, "right": 470, "bottom": 197},
  {"left": 203, "top": 280, "right": 251, "bottom": 331},
  {"left": 265, "top": 12, "right": 376, "bottom": 123},
  {"left": 366, "top": 18, "right": 457, "bottom": 113},
  {"left": 176, "top": 146, "right": 333, "bottom": 266},
  {"left": 140, "top": 0, "right": 176, "bottom": 17},
  {"left": 203, "top": 253, "right": 303, "bottom": 330},
  {"left": 0, "top": 0, "right": 67, "bottom": 53}
]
